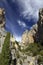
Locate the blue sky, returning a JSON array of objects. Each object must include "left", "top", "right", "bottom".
[{"left": 0, "top": 0, "right": 43, "bottom": 41}]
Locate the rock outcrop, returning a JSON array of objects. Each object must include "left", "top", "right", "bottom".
[
  {"left": 22, "top": 8, "right": 43, "bottom": 44},
  {"left": 0, "top": 8, "right": 7, "bottom": 53},
  {"left": 36, "top": 8, "right": 43, "bottom": 43},
  {"left": 22, "top": 24, "right": 38, "bottom": 45}
]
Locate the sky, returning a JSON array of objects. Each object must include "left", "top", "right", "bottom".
[{"left": 0, "top": 0, "right": 43, "bottom": 41}]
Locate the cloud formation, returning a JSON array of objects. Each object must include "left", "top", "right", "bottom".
[
  {"left": 18, "top": 20, "right": 27, "bottom": 28},
  {"left": 17, "top": 0, "right": 43, "bottom": 21},
  {"left": 1, "top": 0, "right": 43, "bottom": 41}
]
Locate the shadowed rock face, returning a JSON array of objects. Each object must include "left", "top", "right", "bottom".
[
  {"left": 37, "top": 8, "right": 43, "bottom": 43},
  {"left": 0, "top": 8, "right": 5, "bottom": 27}
]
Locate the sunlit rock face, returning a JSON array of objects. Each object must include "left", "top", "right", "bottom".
[
  {"left": 21, "top": 24, "right": 38, "bottom": 45},
  {"left": 22, "top": 30, "right": 34, "bottom": 45},
  {"left": 0, "top": 8, "right": 7, "bottom": 53}
]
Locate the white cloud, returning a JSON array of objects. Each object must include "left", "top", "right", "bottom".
[
  {"left": 18, "top": 20, "right": 27, "bottom": 28},
  {"left": 17, "top": 0, "right": 43, "bottom": 21},
  {"left": 15, "top": 36, "right": 21, "bottom": 42}
]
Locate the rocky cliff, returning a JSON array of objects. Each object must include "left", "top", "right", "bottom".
[
  {"left": 0, "top": 8, "right": 7, "bottom": 53},
  {"left": 22, "top": 24, "right": 38, "bottom": 45},
  {"left": 36, "top": 8, "right": 43, "bottom": 43},
  {"left": 22, "top": 8, "right": 43, "bottom": 44}
]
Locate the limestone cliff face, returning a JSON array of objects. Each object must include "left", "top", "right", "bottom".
[
  {"left": 36, "top": 8, "right": 43, "bottom": 43},
  {"left": 22, "top": 8, "right": 43, "bottom": 44},
  {"left": 22, "top": 24, "right": 38, "bottom": 44},
  {"left": 0, "top": 8, "right": 7, "bottom": 53},
  {"left": 0, "top": 8, "right": 5, "bottom": 27}
]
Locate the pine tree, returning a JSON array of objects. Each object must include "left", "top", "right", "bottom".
[{"left": 1, "top": 32, "right": 11, "bottom": 65}]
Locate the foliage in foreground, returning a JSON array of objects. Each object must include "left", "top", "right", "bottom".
[
  {"left": 0, "top": 32, "right": 43, "bottom": 65},
  {"left": 20, "top": 43, "right": 43, "bottom": 55},
  {"left": 0, "top": 32, "right": 11, "bottom": 65},
  {"left": 20, "top": 42, "right": 43, "bottom": 64}
]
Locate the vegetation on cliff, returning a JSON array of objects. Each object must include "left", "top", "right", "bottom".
[{"left": 0, "top": 32, "right": 11, "bottom": 65}]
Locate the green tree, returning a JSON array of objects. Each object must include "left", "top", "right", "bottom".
[
  {"left": 24, "top": 43, "right": 39, "bottom": 56},
  {"left": 38, "top": 56, "right": 43, "bottom": 65},
  {"left": 1, "top": 32, "right": 11, "bottom": 65},
  {"left": 0, "top": 54, "right": 2, "bottom": 64},
  {"left": 40, "top": 50, "right": 43, "bottom": 56}
]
